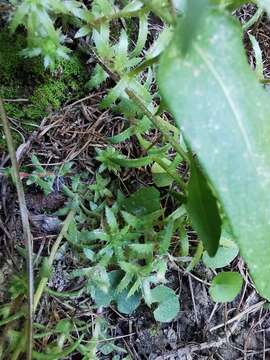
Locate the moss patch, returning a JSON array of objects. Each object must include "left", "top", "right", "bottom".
[{"left": 0, "top": 29, "right": 88, "bottom": 150}]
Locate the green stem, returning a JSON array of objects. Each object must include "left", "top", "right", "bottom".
[
  {"left": 34, "top": 209, "right": 75, "bottom": 310},
  {"left": 92, "top": 8, "right": 147, "bottom": 27},
  {"left": 127, "top": 56, "right": 160, "bottom": 77},
  {"left": 0, "top": 311, "right": 25, "bottom": 327},
  {"left": 79, "top": 43, "right": 188, "bottom": 163},
  {"left": 243, "top": 7, "right": 263, "bottom": 32},
  {"left": 125, "top": 89, "right": 190, "bottom": 163},
  {"left": 12, "top": 209, "right": 75, "bottom": 360},
  {"left": 186, "top": 241, "right": 203, "bottom": 273},
  {"left": 0, "top": 99, "right": 34, "bottom": 360},
  {"left": 152, "top": 156, "right": 187, "bottom": 190}
]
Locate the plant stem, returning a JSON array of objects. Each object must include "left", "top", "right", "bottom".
[
  {"left": 93, "top": 8, "right": 146, "bottom": 27},
  {"left": 127, "top": 56, "right": 160, "bottom": 77},
  {"left": 34, "top": 208, "right": 75, "bottom": 310},
  {"left": 242, "top": 7, "right": 263, "bottom": 32},
  {"left": 186, "top": 241, "right": 203, "bottom": 273},
  {"left": 152, "top": 156, "right": 186, "bottom": 190},
  {"left": 125, "top": 89, "right": 190, "bottom": 163},
  {"left": 12, "top": 209, "right": 75, "bottom": 360},
  {"left": 0, "top": 99, "right": 34, "bottom": 360},
  {"left": 79, "top": 42, "right": 189, "bottom": 164}
]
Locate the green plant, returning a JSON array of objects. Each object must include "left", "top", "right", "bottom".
[
  {"left": 66, "top": 184, "right": 181, "bottom": 323},
  {"left": 26, "top": 154, "right": 73, "bottom": 195},
  {"left": 5, "top": 0, "right": 270, "bottom": 357},
  {"left": 9, "top": 0, "right": 84, "bottom": 69},
  {"left": 158, "top": 0, "right": 270, "bottom": 301},
  {"left": 209, "top": 272, "right": 243, "bottom": 303}
]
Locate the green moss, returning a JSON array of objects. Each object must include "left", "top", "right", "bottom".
[
  {"left": 0, "top": 32, "right": 26, "bottom": 83},
  {"left": 25, "top": 55, "right": 87, "bottom": 120},
  {"left": 0, "top": 30, "right": 46, "bottom": 85},
  {"left": 26, "top": 80, "right": 66, "bottom": 119},
  {"left": 0, "top": 28, "right": 88, "bottom": 149}
]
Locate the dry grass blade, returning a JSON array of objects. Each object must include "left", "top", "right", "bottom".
[
  {"left": 34, "top": 208, "right": 76, "bottom": 311},
  {"left": 0, "top": 98, "right": 34, "bottom": 360}
]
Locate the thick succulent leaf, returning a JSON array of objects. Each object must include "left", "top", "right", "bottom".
[
  {"left": 158, "top": 10, "right": 270, "bottom": 299},
  {"left": 186, "top": 158, "right": 221, "bottom": 256}
]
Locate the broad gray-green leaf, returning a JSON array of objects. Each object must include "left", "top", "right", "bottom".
[
  {"left": 158, "top": 10, "right": 270, "bottom": 300},
  {"left": 186, "top": 158, "right": 221, "bottom": 256},
  {"left": 92, "top": 271, "right": 141, "bottom": 314},
  {"left": 115, "top": 290, "right": 141, "bottom": 314},
  {"left": 209, "top": 272, "right": 243, "bottom": 303},
  {"left": 150, "top": 285, "right": 180, "bottom": 322},
  {"left": 210, "top": 0, "right": 250, "bottom": 9},
  {"left": 257, "top": 0, "right": 270, "bottom": 16},
  {"left": 203, "top": 238, "right": 239, "bottom": 269}
]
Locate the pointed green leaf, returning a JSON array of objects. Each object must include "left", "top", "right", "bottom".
[
  {"left": 249, "top": 34, "right": 264, "bottom": 81},
  {"left": 158, "top": 9, "right": 270, "bottom": 300},
  {"left": 105, "top": 206, "right": 118, "bottom": 232},
  {"left": 159, "top": 220, "right": 174, "bottom": 254},
  {"left": 33, "top": 338, "right": 81, "bottom": 359},
  {"left": 74, "top": 25, "right": 92, "bottom": 38},
  {"left": 186, "top": 158, "right": 221, "bottom": 256},
  {"left": 131, "top": 14, "right": 148, "bottom": 57}
]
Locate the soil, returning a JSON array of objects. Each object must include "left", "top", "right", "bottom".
[{"left": 1, "top": 3, "right": 270, "bottom": 360}]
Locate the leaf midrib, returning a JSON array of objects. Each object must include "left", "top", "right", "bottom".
[{"left": 194, "top": 43, "right": 253, "bottom": 160}]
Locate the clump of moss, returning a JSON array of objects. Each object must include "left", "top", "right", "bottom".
[
  {"left": 0, "top": 28, "right": 88, "bottom": 149},
  {"left": 25, "top": 55, "right": 88, "bottom": 120},
  {"left": 0, "top": 30, "right": 46, "bottom": 87}
]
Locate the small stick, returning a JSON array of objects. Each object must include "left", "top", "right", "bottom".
[
  {"left": 3, "top": 98, "right": 29, "bottom": 103},
  {"left": 209, "top": 300, "right": 265, "bottom": 333},
  {"left": 188, "top": 275, "right": 199, "bottom": 325}
]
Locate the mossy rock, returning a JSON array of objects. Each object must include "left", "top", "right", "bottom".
[{"left": 0, "top": 28, "right": 88, "bottom": 150}]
